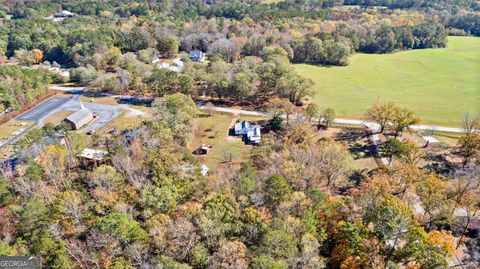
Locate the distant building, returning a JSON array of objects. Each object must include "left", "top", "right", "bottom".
[
  {"left": 189, "top": 50, "right": 205, "bottom": 62},
  {"left": 63, "top": 103, "right": 95, "bottom": 130},
  {"left": 53, "top": 10, "right": 75, "bottom": 18},
  {"left": 78, "top": 148, "right": 108, "bottom": 161},
  {"left": 234, "top": 120, "right": 250, "bottom": 135}
]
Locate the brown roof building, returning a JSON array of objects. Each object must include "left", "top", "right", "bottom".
[{"left": 63, "top": 103, "right": 95, "bottom": 130}]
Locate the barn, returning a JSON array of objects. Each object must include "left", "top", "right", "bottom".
[{"left": 64, "top": 107, "right": 95, "bottom": 130}]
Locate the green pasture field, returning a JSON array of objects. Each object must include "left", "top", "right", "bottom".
[{"left": 295, "top": 36, "right": 480, "bottom": 126}]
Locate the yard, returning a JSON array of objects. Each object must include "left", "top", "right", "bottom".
[
  {"left": 96, "top": 108, "right": 147, "bottom": 134},
  {"left": 0, "top": 119, "right": 35, "bottom": 159},
  {"left": 189, "top": 112, "right": 268, "bottom": 171},
  {"left": 326, "top": 127, "right": 379, "bottom": 171},
  {"left": 295, "top": 36, "right": 480, "bottom": 127},
  {"left": 43, "top": 110, "right": 73, "bottom": 125}
]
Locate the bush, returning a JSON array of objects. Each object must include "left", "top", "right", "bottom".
[{"left": 69, "top": 65, "right": 98, "bottom": 85}]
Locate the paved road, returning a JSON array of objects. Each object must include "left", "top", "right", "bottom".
[
  {"left": 0, "top": 124, "right": 37, "bottom": 149},
  {"left": 17, "top": 97, "right": 70, "bottom": 121},
  {"left": 50, "top": 98, "right": 125, "bottom": 132},
  {"left": 1, "top": 97, "right": 72, "bottom": 149},
  {"left": 51, "top": 86, "right": 467, "bottom": 133},
  {"left": 197, "top": 105, "right": 467, "bottom": 133},
  {"left": 0, "top": 91, "right": 125, "bottom": 150},
  {"left": 49, "top": 86, "right": 87, "bottom": 93}
]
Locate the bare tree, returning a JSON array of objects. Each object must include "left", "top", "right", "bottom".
[
  {"left": 317, "top": 140, "right": 352, "bottom": 188},
  {"left": 218, "top": 146, "right": 233, "bottom": 163},
  {"left": 462, "top": 112, "right": 480, "bottom": 134},
  {"left": 57, "top": 191, "right": 87, "bottom": 228},
  {"left": 112, "top": 152, "right": 149, "bottom": 189},
  {"left": 64, "top": 239, "right": 100, "bottom": 269},
  {"left": 37, "top": 144, "right": 70, "bottom": 192},
  {"left": 0, "top": 161, "right": 14, "bottom": 180},
  {"left": 209, "top": 241, "right": 249, "bottom": 269},
  {"left": 165, "top": 217, "right": 199, "bottom": 260},
  {"left": 87, "top": 230, "right": 122, "bottom": 265},
  {"left": 125, "top": 243, "right": 151, "bottom": 268}
]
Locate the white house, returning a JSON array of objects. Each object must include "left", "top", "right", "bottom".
[
  {"left": 234, "top": 120, "right": 261, "bottom": 144},
  {"left": 189, "top": 50, "right": 205, "bottom": 62},
  {"left": 234, "top": 120, "right": 251, "bottom": 135},
  {"left": 246, "top": 125, "right": 262, "bottom": 144}
]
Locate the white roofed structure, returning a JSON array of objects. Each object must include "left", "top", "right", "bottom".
[
  {"left": 246, "top": 125, "right": 261, "bottom": 144},
  {"left": 54, "top": 10, "right": 75, "bottom": 18}
]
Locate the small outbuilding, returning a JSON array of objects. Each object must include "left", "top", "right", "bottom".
[
  {"left": 193, "top": 144, "right": 212, "bottom": 155},
  {"left": 189, "top": 50, "right": 205, "bottom": 62}
]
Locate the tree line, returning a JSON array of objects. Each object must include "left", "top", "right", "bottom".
[
  {"left": 0, "top": 0, "right": 464, "bottom": 69},
  {"left": 0, "top": 65, "right": 53, "bottom": 112}
]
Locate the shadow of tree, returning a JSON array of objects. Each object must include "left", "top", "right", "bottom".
[
  {"left": 348, "top": 169, "right": 368, "bottom": 187},
  {"left": 335, "top": 128, "right": 366, "bottom": 142},
  {"left": 349, "top": 143, "right": 373, "bottom": 160},
  {"left": 423, "top": 152, "right": 454, "bottom": 175},
  {"left": 335, "top": 128, "right": 372, "bottom": 160}
]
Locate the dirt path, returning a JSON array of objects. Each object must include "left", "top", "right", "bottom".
[{"left": 226, "top": 117, "right": 238, "bottom": 142}]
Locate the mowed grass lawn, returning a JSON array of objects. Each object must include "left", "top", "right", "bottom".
[
  {"left": 190, "top": 113, "right": 268, "bottom": 170},
  {"left": 295, "top": 36, "right": 480, "bottom": 126}
]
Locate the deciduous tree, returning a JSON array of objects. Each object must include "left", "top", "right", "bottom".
[
  {"left": 457, "top": 133, "right": 480, "bottom": 167},
  {"left": 391, "top": 107, "right": 419, "bottom": 138},
  {"left": 156, "top": 35, "right": 179, "bottom": 58},
  {"left": 321, "top": 108, "right": 336, "bottom": 129},
  {"left": 365, "top": 101, "right": 397, "bottom": 133},
  {"left": 381, "top": 138, "right": 404, "bottom": 164},
  {"left": 304, "top": 103, "right": 320, "bottom": 123}
]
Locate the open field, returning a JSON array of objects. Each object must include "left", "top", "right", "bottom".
[
  {"left": 79, "top": 95, "right": 119, "bottom": 105},
  {"left": 295, "top": 36, "right": 480, "bottom": 127},
  {"left": 0, "top": 119, "right": 35, "bottom": 159},
  {"left": 0, "top": 120, "right": 34, "bottom": 140},
  {"left": 189, "top": 113, "right": 268, "bottom": 170},
  {"left": 317, "top": 126, "right": 378, "bottom": 171}
]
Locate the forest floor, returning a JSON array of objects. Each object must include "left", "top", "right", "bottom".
[{"left": 295, "top": 36, "right": 480, "bottom": 126}]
